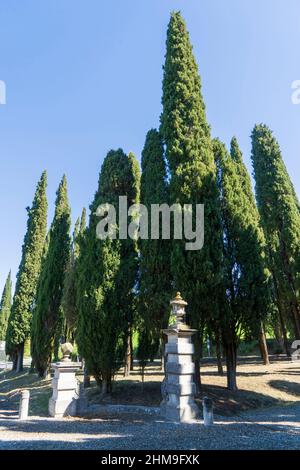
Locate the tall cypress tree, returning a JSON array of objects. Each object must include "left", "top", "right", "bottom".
[
  {"left": 0, "top": 271, "right": 12, "bottom": 342},
  {"left": 6, "top": 172, "right": 47, "bottom": 371},
  {"left": 230, "top": 137, "right": 270, "bottom": 365},
  {"left": 137, "top": 129, "right": 171, "bottom": 365},
  {"left": 213, "top": 139, "right": 270, "bottom": 389},
  {"left": 62, "top": 208, "right": 86, "bottom": 340},
  {"left": 31, "top": 175, "right": 71, "bottom": 377},
  {"left": 160, "top": 12, "right": 223, "bottom": 388},
  {"left": 123, "top": 152, "right": 141, "bottom": 375},
  {"left": 251, "top": 124, "right": 300, "bottom": 339},
  {"left": 76, "top": 149, "right": 140, "bottom": 393}
]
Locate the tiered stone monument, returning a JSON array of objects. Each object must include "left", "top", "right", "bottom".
[
  {"left": 49, "top": 343, "right": 81, "bottom": 418},
  {"left": 161, "top": 292, "right": 199, "bottom": 422}
]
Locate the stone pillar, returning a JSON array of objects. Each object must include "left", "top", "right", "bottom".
[
  {"left": 161, "top": 292, "right": 199, "bottom": 422},
  {"left": 49, "top": 343, "right": 81, "bottom": 418},
  {"left": 203, "top": 396, "right": 214, "bottom": 426},
  {"left": 19, "top": 389, "right": 30, "bottom": 420}
]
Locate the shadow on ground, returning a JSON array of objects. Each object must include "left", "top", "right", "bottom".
[
  {"left": 0, "top": 406, "right": 299, "bottom": 450},
  {"left": 269, "top": 380, "right": 300, "bottom": 398}
]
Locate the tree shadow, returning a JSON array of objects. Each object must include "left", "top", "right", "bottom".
[
  {"left": 197, "top": 383, "right": 282, "bottom": 416},
  {"left": 268, "top": 380, "right": 300, "bottom": 398},
  {"left": 0, "top": 410, "right": 299, "bottom": 450}
]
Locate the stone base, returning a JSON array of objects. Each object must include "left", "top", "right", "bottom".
[
  {"left": 49, "top": 396, "right": 78, "bottom": 418},
  {"left": 163, "top": 401, "right": 199, "bottom": 423},
  {"left": 48, "top": 362, "right": 80, "bottom": 418}
]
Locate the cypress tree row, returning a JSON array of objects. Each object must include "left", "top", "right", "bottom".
[
  {"left": 62, "top": 207, "right": 86, "bottom": 340},
  {"left": 0, "top": 271, "right": 12, "bottom": 342},
  {"left": 213, "top": 138, "right": 270, "bottom": 388},
  {"left": 76, "top": 149, "right": 140, "bottom": 393},
  {"left": 251, "top": 124, "right": 300, "bottom": 340},
  {"left": 137, "top": 129, "right": 171, "bottom": 366},
  {"left": 160, "top": 11, "right": 223, "bottom": 388},
  {"left": 6, "top": 171, "right": 47, "bottom": 371},
  {"left": 31, "top": 175, "right": 71, "bottom": 377}
]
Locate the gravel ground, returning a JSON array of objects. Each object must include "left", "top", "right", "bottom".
[{"left": 0, "top": 404, "right": 299, "bottom": 450}]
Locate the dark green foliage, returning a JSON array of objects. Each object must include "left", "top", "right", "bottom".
[
  {"left": 62, "top": 208, "right": 86, "bottom": 338},
  {"left": 31, "top": 175, "right": 71, "bottom": 376},
  {"left": 213, "top": 138, "right": 270, "bottom": 388},
  {"left": 160, "top": 12, "right": 223, "bottom": 377},
  {"left": 5, "top": 172, "right": 48, "bottom": 369},
  {"left": 251, "top": 124, "right": 300, "bottom": 338},
  {"left": 137, "top": 129, "right": 171, "bottom": 363},
  {"left": 76, "top": 149, "right": 140, "bottom": 391},
  {"left": 0, "top": 271, "right": 12, "bottom": 341},
  {"left": 214, "top": 139, "right": 270, "bottom": 332}
]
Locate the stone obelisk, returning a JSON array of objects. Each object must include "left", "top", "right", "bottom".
[{"left": 161, "top": 292, "right": 199, "bottom": 422}]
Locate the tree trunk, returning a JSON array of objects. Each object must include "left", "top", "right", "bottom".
[
  {"left": 274, "top": 321, "right": 284, "bottom": 350},
  {"left": 215, "top": 330, "right": 224, "bottom": 375},
  {"left": 193, "top": 332, "right": 202, "bottom": 393},
  {"left": 291, "top": 301, "right": 300, "bottom": 340},
  {"left": 101, "top": 375, "right": 112, "bottom": 396},
  {"left": 12, "top": 354, "right": 17, "bottom": 371},
  {"left": 42, "top": 368, "right": 50, "bottom": 380},
  {"left": 124, "top": 333, "right": 132, "bottom": 377},
  {"left": 279, "top": 309, "right": 291, "bottom": 357},
  {"left": 29, "top": 359, "right": 35, "bottom": 374},
  {"left": 272, "top": 271, "right": 291, "bottom": 357},
  {"left": 161, "top": 333, "right": 167, "bottom": 372},
  {"left": 225, "top": 342, "right": 237, "bottom": 391},
  {"left": 130, "top": 333, "right": 134, "bottom": 371},
  {"left": 194, "top": 358, "right": 201, "bottom": 394},
  {"left": 83, "top": 365, "right": 90, "bottom": 388},
  {"left": 16, "top": 342, "right": 24, "bottom": 373},
  {"left": 258, "top": 324, "right": 270, "bottom": 365}
]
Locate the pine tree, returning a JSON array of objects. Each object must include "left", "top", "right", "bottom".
[
  {"left": 6, "top": 172, "right": 47, "bottom": 371},
  {"left": 251, "top": 124, "right": 300, "bottom": 339},
  {"left": 31, "top": 175, "right": 71, "bottom": 377},
  {"left": 62, "top": 208, "right": 86, "bottom": 340},
  {"left": 160, "top": 12, "right": 223, "bottom": 388},
  {"left": 76, "top": 149, "right": 140, "bottom": 393},
  {"left": 137, "top": 129, "right": 171, "bottom": 366},
  {"left": 0, "top": 271, "right": 12, "bottom": 341},
  {"left": 213, "top": 138, "right": 271, "bottom": 389}
]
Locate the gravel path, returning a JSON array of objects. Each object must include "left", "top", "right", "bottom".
[{"left": 0, "top": 403, "right": 299, "bottom": 450}]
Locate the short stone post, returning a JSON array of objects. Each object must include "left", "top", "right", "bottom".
[
  {"left": 161, "top": 292, "right": 199, "bottom": 422},
  {"left": 49, "top": 343, "right": 81, "bottom": 418},
  {"left": 19, "top": 389, "right": 30, "bottom": 420},
  {"left": 203, "top": 396, "right": 214, "bottom": 426}
]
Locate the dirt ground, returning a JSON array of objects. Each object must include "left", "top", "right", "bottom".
[
  {"left": 86, "top": 355, "right": 300, "bottom": 415},
  {"left": 1, "top": 355, "right": 299, "bottom": 417}
]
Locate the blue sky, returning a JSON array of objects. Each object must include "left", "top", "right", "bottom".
[{"left": 0, "top": 0, "right": 300, "bottom": 291}]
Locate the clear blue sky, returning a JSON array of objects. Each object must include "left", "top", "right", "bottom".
[{"left": 0, "top": 0, "right": 300, "bottom": 291}]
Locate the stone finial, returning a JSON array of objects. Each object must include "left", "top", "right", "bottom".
[
  {"left": 170, "top": 292, "right": 188, "bottom": 326},
  {"left": 60, "top": 342, "right": 73, "bottom": 362}
]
